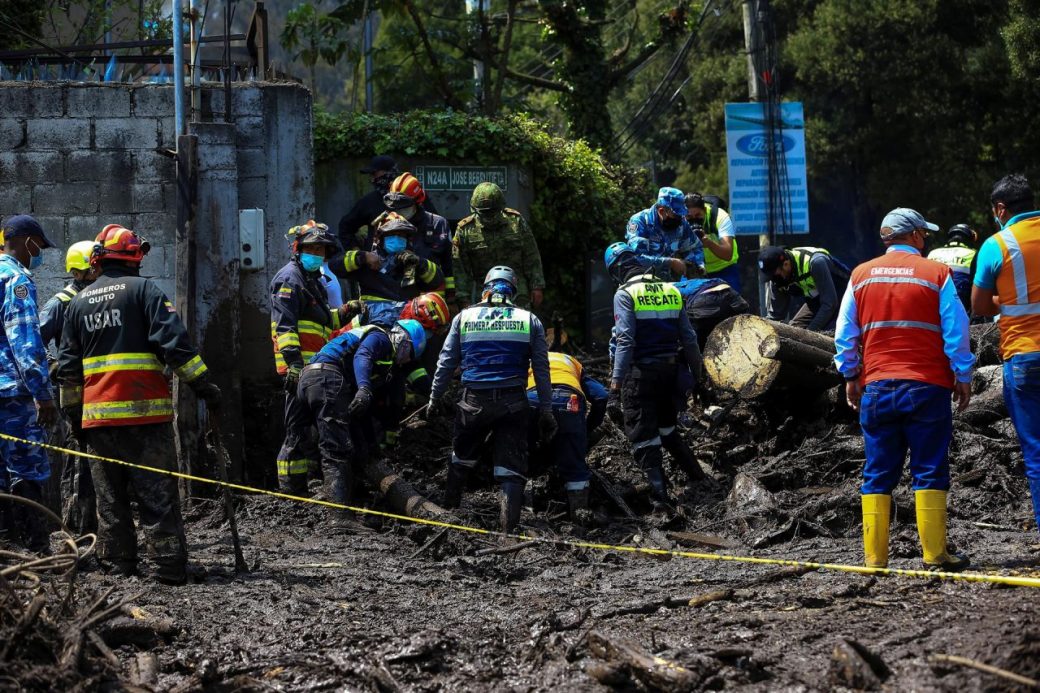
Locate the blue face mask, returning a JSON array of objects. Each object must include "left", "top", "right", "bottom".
[
  {"left": 384, "top": 235, "right": 408, "bottom": 255},
  {"left": 26, "top": 239, "right": 44, "bottom": 270},
  {"left": 299, "top": 252, "right": 324, "bottom": 273},
  {"left": 994, "top": 215, "right": 1003, "bottom": 229}
]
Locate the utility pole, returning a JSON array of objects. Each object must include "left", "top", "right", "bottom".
[
  {"left": 465, "top": 0, "right": 486, "bottom": 108},
  {"left": 742, "top": 0, "right": 770, "bottom": 315}
]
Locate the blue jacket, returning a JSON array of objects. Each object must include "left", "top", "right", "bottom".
[
  {"left": 611, "top": 273, "right": 701, "bottom": 383},
  {"left": 39, "top": 281, "right": 87, "bottom": 355},
  {"left": 625, "top": 208, "right": 705, "bottom": 275},
  {"left": 430, "top": 301, "right": 552, "bottom": 408},
  {"left": 674, "top": 277, "right": 726, "bottom": 301},
  {"left": 310, "top": 325, "right": 395, "bottom": 390},
  {"left": 0, "top": 254, "right": 52, "bottom": 401}
]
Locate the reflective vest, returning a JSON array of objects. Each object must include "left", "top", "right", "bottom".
[
  {"left": 992, "top": 213, "right": 1040, "bottom": 358},
  {"left": 310, "top": 324, "right": 391, "bottom": 373},
  {"left": 928, "top": 242, "right": 975, "bottom": 302},
  {"left": 270, "top": 260, "right": 341, "bottom": 374},
  {"left": 788, "top": 247, "right": 832, "bottom": 297},
  {"left": 702, "top": 204, "right": 740, "bottom": 274},
  {"left": 458, "top": 303, "right": 533, "bottom": 384},
  {"left": 527, "top": 351, "right": 583, "bottom": 395},
  {"left": 621, "top": 275, "right": 683, "bottom": 361},
  {"left": 850, "top": 250, "right": 953, "bottom": 388}
]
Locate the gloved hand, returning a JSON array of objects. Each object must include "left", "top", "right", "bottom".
[
  {"left": 284, "top": 365, "right": 302, "bottom": 394},
  {"left": 62, "top": 405, "right": 83, "bottom": 436},
  {"left": 339, "top": 299, "right": 367, "bottom": 323},
  {"left": 193, "top": 379, "right": 223, "bottom": 410},
  {"left": 349, "top": 386, "right": 373, "bottom": 416},
  {"left": 606, "top": 387, "right": 624, "bottom": 428},
  {"left": 691, "top": 223, "right": 706, "bottom": 240},
  {"left": 538, "top": 409, "right": 558, "bottom": 443},
  {"left": 421, "top": 397, "right": 443, "bottom": 421}
]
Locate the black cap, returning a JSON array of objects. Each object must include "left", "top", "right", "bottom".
[
  {"left": 361, "top": 155, "right": 398, "bottom": 174},
  {"left": 1, "top": 215, "right": 56, "bottom": 248},
  {"left": 947, "top": 223, "right": 975, "bottom": 243},
  {"left": 758, "top": 246, "right": 787, "bottom": 275}
]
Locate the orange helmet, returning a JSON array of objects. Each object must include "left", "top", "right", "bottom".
[
  {"left": 400, "top": 292, "right": 450, "bottom": 333},
  {"left": 389, "top": 172, "right": 426, "bottom": 205},
  {"left": 92, "top": 224, "right": 150, "bottom": 266}
]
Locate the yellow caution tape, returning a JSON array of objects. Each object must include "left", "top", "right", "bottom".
[{"left": 5, "top": 431, "right": 1040, "bottom": 589}]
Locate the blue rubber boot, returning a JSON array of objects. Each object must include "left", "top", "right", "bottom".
[{"left": 1029, "top": 477, "right": 1040, "bottom": 534}]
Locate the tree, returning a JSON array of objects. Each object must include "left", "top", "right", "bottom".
[{"left": 282, "top": 2, "right": 353, "bottom": 95}]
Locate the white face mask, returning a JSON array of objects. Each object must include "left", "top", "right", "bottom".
[{"left": 398, "top": 206, "right": 418, "bottom": 220}]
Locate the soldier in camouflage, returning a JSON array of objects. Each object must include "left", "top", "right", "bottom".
[{"left": 453, "top": 182, "right": 546, "bottom": 309}]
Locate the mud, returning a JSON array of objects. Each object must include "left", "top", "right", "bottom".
[{"left": 5, "top": 373, "right": 1040, "bottom": 692}]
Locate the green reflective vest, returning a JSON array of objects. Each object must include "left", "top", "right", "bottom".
[{"left": 702, "top": 204, "right": 740, "bottom": 274}]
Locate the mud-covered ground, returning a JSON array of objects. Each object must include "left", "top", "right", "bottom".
[{"left": 14, "top": 378, "right": 1038, "bottom": 693}]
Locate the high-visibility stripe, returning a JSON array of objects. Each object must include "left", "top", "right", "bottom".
[
  {"left": 342, "top": 251, "right": 363, "bottom": 273},
  {"left": 275, "top": 331, "right": 301, "bottom": 349},
  {"left": 863, "top": 320, "right": 941, "bottom": 333},
  {"left": 419, "top": 260, "right": 437, "bottom": 284},
  {"left": 633, "top": 436, "right": 662, "bottom": 450},
  {"left": 851, "top": 276, "right": 940, "bottom": 292},
  {"left": 359, "top": 294, "right": 397, "bottom": 303},
  {"left": 445, "top": 276, "right": 456, "bottom": 290},
  {"left": 60, "top": 385, "right": 83, "bottom": 406},
  {"left": 634, "top": 309, "right": 681, "bottom": 319},
  {"left": 276, "top": 459, "right": 311, "bottom": 475},
  {"left": 1000, "top": 230, "right": 1032, "bottom": 305},
  {"left": 174, "top": 355, "right": 208, "bottom": 382},
  {"left": 407, "top": 368, "right": 428, "bottom": 384},
  {"left": 1000, "top": 302, "right": 1040, "bottom": 317},
  {"left": 82, "top": 352, "right": 163, "bottom": 376},
  {"left": 565, "top": 480, "right": 590, "bottom": 491},
  {"left": 82, "top": 398, "right": 174, "bottom": 421}
]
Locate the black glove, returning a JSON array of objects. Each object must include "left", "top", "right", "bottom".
[
  {"left": 284, "top": 365, "right": 302, "bottom": 394},
  {"left": 193, "top": 379, "right": 222, "bottom": 410},
  {"left": 538, "top": 409, "right": 558, "bottom": 444},
  {"left": 62, "top": 405, "right": 83, "bottom": 435},
  {"left": 606, "top": 389, "right": 624, "bottom": 427},
  {"left": 349, "top": 386, "right": 373, "bottom": 416},
  {"left": 421, "top": 397, "right": 442, "bottom": 421}
]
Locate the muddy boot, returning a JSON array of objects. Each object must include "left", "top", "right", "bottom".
[
  {"left": 442, "top": 463, "right": 470, "bottom": 510},
  {"left": 661, "top": 431, "right": 704, "bottom": 483},
  {"left": 566, "top": 487, "right": 594, "bottom": 526},
  {"left": 645, "top": 466, "right": 674, "bottom": 514},
  {"left": 499, "top": 482, "right": 525, "bottom": 535},
  {"left": 154, "top": 562, "right": 188, "bottom": 586},
  {"left": 11, "top": 480, "right": 51, "bottom": 554},
  {"left": 916, "top": 490, "right": 969, "bottom": 572}
]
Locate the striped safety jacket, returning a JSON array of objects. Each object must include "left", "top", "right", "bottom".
[{"left": 270, "top": 258, "right": 343, "bottom": 375}]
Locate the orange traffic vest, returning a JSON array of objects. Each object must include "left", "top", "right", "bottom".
[
  {"left": 992, "top": 214, "right": 1040, "bottom": 358},
  {"left": 526, "top": 352, "right": 584, "bottom": 395},
  {"left": 851, "top": 250, "right": 953, "bottom": 388}
]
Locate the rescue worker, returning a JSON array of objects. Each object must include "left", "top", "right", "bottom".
[
  {"left": 39, "top": 240, "right": 99, "bottom": 535},
  {"left": 972, "top": 174, "right": 1040, "bottom": 537},
  {"left": 686, "top": 193, "right": 740, "bottom": 290},
  {"left": 329, "top": 216, "right": 443, "bottom": 328},
  {"left": 425, "top": 266, "right": 556, "bottom": 534},
  {"left": 337, "top": 156, "right": 438, "bottom": 252},
  {"left": 760, "top": 245, "right": 851, "bottom": 332},
  {"left": 604, "top": 242, "right": 704, "bottom": 509},
  {"left": 834, "top": 208, "right": 973, "bottom": 571},
  {"left": 526, "top": 351, "right": 608, "bottom": 524},
  {"left": 0, "top": 215, "right": 57, "bottom": 552},
  {"left": 927, "top": 223, "right": 978, "bottom": 312},
  {"left": 673, "top": 276, "right": 750, "bottom": 350},
  {"left": 271, "top": 221, "right": 359, "bottom": 493},
  {"left": 290, "top": 319, "right": 428, "bottom": 526},
  {"left": 286, "top": 223, "right": 343, "bottom": 306},
  {"left": 374, "top": 173, "right": 455, "bottom": 301},
  {"left": 57, "top": 224, "right": 221, "bottom": 583},
  {"left": 625, "top": 187, "right": 705, "bottom": 280},
  {"left": 453, "top": 182, "right": 546, "bottom": 309}
]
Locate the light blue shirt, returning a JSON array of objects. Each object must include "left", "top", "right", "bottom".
[
  {"left": 974, "top": 210, "right": 1040, "bottom": 290},
  {"left": 834, "top": 245, "right": 974, "bottom": 384}
]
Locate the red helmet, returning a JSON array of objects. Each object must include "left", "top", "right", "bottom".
[
  {"left": 389, "top": 172, "right": 426, "bottom": 205},
  {"left": 400, "top": 292, "right": 450, "bottom": 332},
  {"left": 92, "top": 224, "right": 150, "bottom": 266}
]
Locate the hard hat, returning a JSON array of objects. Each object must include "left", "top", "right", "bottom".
[
  {"left": 389, "top": 172, "right": 426, "bottom": 205},
  {"left": 65, "top": 240, "right": 96, "bottom": 273},
  {"left": 291, "top": 220, "right": 338, "bottom": 253},
  {"left": 470, "top": 182, "right": 506, "bottom": 213},
  {"left": 483, "top": 265, "right": 518, "bottom": 293},
  {"left": 947, "top": 223, "right": 977, "bottom": 244},
  {"left": 394, "top": 319, "right": 427, "bottom": 359},
  {"left": 400, "top": 292, "right": 450, "bottom": 332},
  {"left": 604, "top": 242, "right": 634, "bottom": 271},
  {"left": 383, "top": 191, "right": 417, "bottom": 212},
  {"left": 758, "top": 246, "right": 787, "bottom": 275},
  {"left": 93, "top": 224, "right": 150, "bottom": 266},
  {"left": 373, "top": 216, "right": 418, "bottom": 244}
]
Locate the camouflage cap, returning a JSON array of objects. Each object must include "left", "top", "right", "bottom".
[{"left": 470, "top": 182, "right": 506, "bottom": 212}]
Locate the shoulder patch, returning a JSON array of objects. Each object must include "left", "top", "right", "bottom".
[
  {"left": 164, "top": 300, "right": 177, "bottom": 313},
  {"left": 503, "top": 208, "right": 522, "bottom": 217},
  {"left": 277, "top": 286, "right": 294, "bottom": 299},
  {"left": 13, "top": 284, "right": 29, "bottom": 300}
]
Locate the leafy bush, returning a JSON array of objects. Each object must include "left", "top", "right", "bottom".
[{"left": 314, "top": 109, "right": 652, "bottom": 330}]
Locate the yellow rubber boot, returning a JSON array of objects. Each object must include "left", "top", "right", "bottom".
[
  {"left": 861, "top": 494, "right": 891, "bottom": 568},
  {"left": 915, "top": 489, "right": 970, "bottom": 572}
]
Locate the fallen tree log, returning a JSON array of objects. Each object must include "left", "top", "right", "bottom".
[
  {"left": 954, "top": 365, "right": 1007, "bottom": 427},
  {"left": 969, "top": 322, "right": 1002, "bottom": 367},
  {"left": 587, "top": 631, "right": 713, "bottom": 691},
  {"left": 365, "top": 458, "right": 452, "bottom": 521},
  {"left": 704, "top": 315, "right": 842, "bottom": 398}
]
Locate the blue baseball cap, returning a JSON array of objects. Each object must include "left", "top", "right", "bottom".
[
  {"left": 0, "top": 215, "right": 56, "bottom": 248},
  {"left": 656, "top": 187, "right": 687, "bottom": 217},
  {"left": 879, "top": 208, "right": 939, "bottom": 240}
]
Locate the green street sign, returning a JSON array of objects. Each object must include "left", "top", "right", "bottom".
[{"left": 415, "top": 165, "right": 508, "bottom": 191}]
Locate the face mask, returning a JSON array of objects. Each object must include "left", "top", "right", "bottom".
[
  {"left": 26, "top": 238, "right": 44, "bottom": 270},
  {"left": 994, "top": 215, "right": 1003, "bottom": 228},
  {"left": 384, "top": 235, "right": 408, "bottom": 255},
  {"left": 299, "top": 252, "right": 324, "bottom": 273},
  {"left": 661, "top": 216, "right": 682, "bottom": 231},
  {"left": 398, "top": 206, "right": 418, "bottom": 221}
]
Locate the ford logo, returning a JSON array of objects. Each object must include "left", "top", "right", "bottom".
[{"left": 736, "top": 134, "right": 795, "bottom": 157}]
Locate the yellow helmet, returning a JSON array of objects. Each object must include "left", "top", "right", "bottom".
[{"left": 66, "top": 240, "right": 97, "bottom": 273}]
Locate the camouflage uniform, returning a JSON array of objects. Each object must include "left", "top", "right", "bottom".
[{"left": 453, "top": 183, "right": 545, "bottom": 308}]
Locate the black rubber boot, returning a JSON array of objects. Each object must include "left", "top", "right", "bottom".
[
  {"left": 442, "top": 463, "right": 470, "bottom": 510},
  {"left": 499, "top": 482, "right": 525, "bottom": 534},
  {"left": 661, "top": 431, "right": 704, "bottom": 483},
  {"left": 645, "top": 466, "right": 673, "bottom": 512},
  {"left": 11, "top": 480, "right": 51, "bottom": 554},
  {"left": 566, "top": 488, "right": 594, "bottom": 526}
]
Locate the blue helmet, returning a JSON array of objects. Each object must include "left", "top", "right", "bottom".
[
  {"left": 604, "top": 241, "right": 634, "bottom": 271},
  {"left": 394, "top": 319, "right": 427, "bottom": 359}
]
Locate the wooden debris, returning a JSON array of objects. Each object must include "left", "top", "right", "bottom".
[
  {"left": 830, "top": 638, "right": 889, "bottom": 690},
  {"left": 131, "top": 652, "right": 160, "bottom": 687},
  {"left": 667, "top": 531, "right": 739, "bottom": 549},
  {"left": 930, "top": 653, "right": 1039, "bottom": 689},
  {"left": 587, "top": 630, "right": 704, "bottom": 691},
  {"left": 591, "top": 469, "right": 637, "bottom": 520},
  {"left": 474, "top": 540, "right": 539, "bottom": 557}
]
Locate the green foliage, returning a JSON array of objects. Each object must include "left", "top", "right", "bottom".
[
  {"left": 282, "top": 3, "right": 352, "bottom": 71},
  {"left": 314, "top": 109, "right": 652, "bottom": 322}
]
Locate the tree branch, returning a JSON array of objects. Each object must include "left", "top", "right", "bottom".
[
  {"left": 400, "top": 0, "right": 466, "bottom": 110},
  {"left": 446, "top": 36, "right": 570, "bottom": 93},
  {"left": 609, "top": 40, "right": 661, "bottom": 86},
  {"left": 491, "top": 0, "right": 520, "bottom": 110}
]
